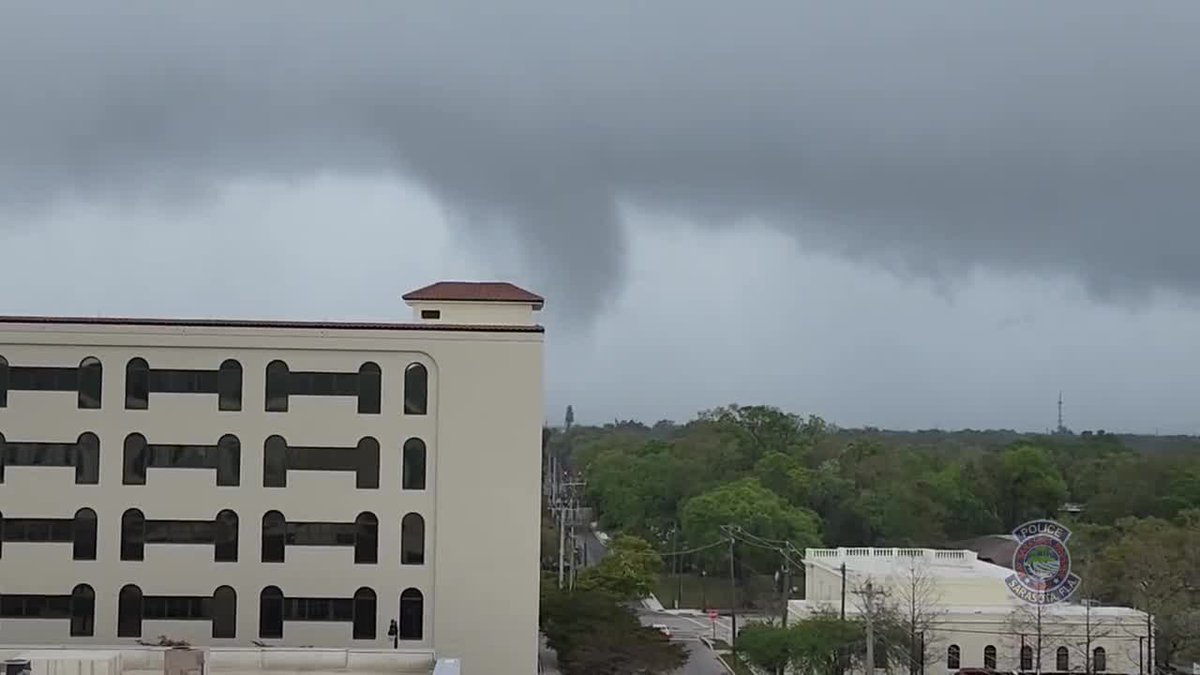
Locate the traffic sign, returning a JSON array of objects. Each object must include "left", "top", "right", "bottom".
[{"left": 708, "top": 610, "right": 718, "bottom": 622}]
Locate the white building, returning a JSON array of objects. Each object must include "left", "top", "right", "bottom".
[
  {"left": 0, "top": 281, "right": 545, "bottom": 675},
  {"left": 793, "top": 548, "right": 1152, "bottom": 675}
]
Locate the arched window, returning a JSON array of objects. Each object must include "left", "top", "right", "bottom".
[
  {"left": 947, "top": 645, "right": 961, "bottom": 670},
  {"left": 265, "top": 360, "right": 290, "bottom": 412},
  {"left": 358, "top": 362, "right": 381, "bottom": 414},
  {"left": 356, "top": 436, "right": 380, "bottom": 489},
  {"left": 984, "top": 645, "right": 997, "bottom": 670},
  {"left": 73, "top": 508, "right": 97, "bottom": 560},
  {"left": 1056, "top": 647, "right": 1069, "bottom": 672},
  {"left": 218, "top": 359, "right": 243, "bottom": 411},
  {"left": 70, "top": 584, "right": 95, "bottom": 637},
  {"left": 214, "top": 510, "right": 239, "bottom": 562},
  {"left": 125, "top": 358, "right": 149, "bottom": 409},
  {"left": 212, "top": 586, "right": 237, "bottom": 638},
  {"left": 1020, "top": 645, "right": 1033, "bottom": 671},
  {"left": 78, "top": 357, "right": 102, "bottom": 409},
  {"left": 263, "top": 435, "right": 288, "bottom": 487},
  {"left": 401, "top": 513, "right": 425, "bottom": 565},
  {"left": 352, "top": 587, "right": 376, "bottom": 640},
  {"left": 259, "top": 586, "right": 284, "bottom": 639},
  {"left": 402, "top": 438, "right": 426, "bottom": 490},
  {"left": 403, "top": 363, "right": 427, "bottom": 415},
  {"left": 76, "top": 432, "right": 100, "bottom": 484},
  {"left": 0, "top": 355, "right": 9, "bottom": 407},
  {"left": 354, "top": 512, "right": 379, "bottom": 564},
  {"left": 216, "top": 434, "right": 241, "bottom": 486},
  {"left": 1093, "top": 647, "right": 1106, "bottom": 672},
  {"left": 399, "top": 588, "right": 423, "bottom": 640},
  {"left": 262, "top": 511, "right": 286, "bottom": 562},
  {"left": 121, "top": 508, "right": 146, "bottom": 561},
  {"left": 123, "top": 432, "right": 149, "bottom": 484},
  {"left": 118, "top": 584, "right": 143, "bottom": 638}
]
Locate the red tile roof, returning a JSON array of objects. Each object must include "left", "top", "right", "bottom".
[
  {"left": 402, "top": 281, "right": 544, "bottom": 309},
  {"left": 0, "top": 315, "right": 543, "bottom": 333}
]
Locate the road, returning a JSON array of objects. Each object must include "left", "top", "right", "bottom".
[
  {"left": 638, "top": 610, "right": 733, "bottom": 675},
  {"left": 573, "top": 527, "right": 607, "bottom": 567}
]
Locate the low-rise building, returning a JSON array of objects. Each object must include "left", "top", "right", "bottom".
[{"left": 793, "top": 547, "right": 1152, "bottom": 675}]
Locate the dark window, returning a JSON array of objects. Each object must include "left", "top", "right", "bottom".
[
  {"left": 70, "top": 584, "right": 95, "bottom": 637},
  {"left": 355, "top": 512, "right": 378, "bottom": 564},
  {"left": 121, "top": 508, "right": 146, "bottom": 561},
  {"left": 353, "top": 588, "right": 376, "bottom": 640},
  {"left": 1020, "top": 645, "right": 1033, "bottom": 671},
  {"left": 984, "top": 645, "right": 997, "bottom": 670},
  {"left": 142, "top": 596, "right": 207, "bottom": 619},
  {"left": 1093, "top": 647, "right": 1106, "bottom": 672},
  {"left": 118, "top": 584, "right": 143, "bottom": 637},
  {"left": 402, "top": 438, "right": 426, "bottom": 490},
  {"left": 399, "top": 588, "right": 423, "bottom": 640},
  {"left": 403, "top": 363, "right": 427, "bottom": 415},
  {"left": 283, "top": 597, "right": 353, "bottom": 621},
  {"left": 947, "top": 645, "right": 960, "bottom": 670},
  {"left": 78, "top": 357, "right": 102, "bottom": 409},
  {"left": 262, "top": 511, "right": 286, "bottom": 563},
  {"left": 215, "top": 510, "right": 239, "bottom": 562},
  {"left": 73, "top": 508, "right": 97, "bottom": 560},
  {"left": 401, "top": 513, "right": 425, "bottom": 565},
  {"left": 218, "top": 360, "right": 242, "bottom": 411},
  {"left": 259, "top": 586, "right": 284, "bottom": 639},
  {"left": 262, "top": 436, "right": 379, "bottom": 489},
  {"left": 420, "top": 309, "right": 441, "bottom": 320},
  {"left": 123, "top": 433, "right": 240, "bottom": 486},
  {"left": 76, "top": 432, "right": 100, "bottom": 484},
  {"left": 0, "top": 594, "right": 71, "bottom": 619},
  {"left": 212, "top": 586, "right": 237, "bottom": 638},
  {"left": 1056, "top": 647, "right": 1069, "bottom": 672},
  {"left": 0, "top": 432, "right": 99, "bottom": 485},
  {"left": 126, "top": 358, "right": 149, "bottom": 409},
  {"left": 358, "top": 362, "right": 381, "bottom": 414},
  {"left": 0, "top": 355, "right": 8, "bottom": 406},
  {"left": 266, "top": 360, "right": 289, "bottom": 412}
]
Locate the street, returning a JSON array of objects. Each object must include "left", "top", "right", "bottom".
[{"left": 637, "top": 610, "right": 733, "bottom": 675}]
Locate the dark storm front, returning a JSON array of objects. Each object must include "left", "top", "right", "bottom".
[{"left": 0, "top": 353, "right": 432, "bottom": 642}]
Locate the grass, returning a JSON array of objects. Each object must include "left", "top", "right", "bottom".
[{"left": 654, "top": 573, "right": 786, "bottom": 610}]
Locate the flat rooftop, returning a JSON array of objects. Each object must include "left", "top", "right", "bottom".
[{"left": 805, "top": 547, "right": 1012, "bottom": 579}]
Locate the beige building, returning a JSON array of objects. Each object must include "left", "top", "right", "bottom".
[
  {"left": 794, "top": 548, "right": 1152, "bottom": 675},
  {"left": 0, "top": 281, "right": 545, "bottom": 675}
]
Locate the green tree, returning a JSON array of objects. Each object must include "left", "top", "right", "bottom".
[
  {"left": 680, "top": 478, "right": 822, "bottom": 570},
  {"left": 540, "top": 584, "right": 687, "bottom": 675},
  {"left": 995, "top": 444, "right": 1068, "bottom": 528},
  {"left": 577, "top": 535, "right": 662, "bottom": 600}
]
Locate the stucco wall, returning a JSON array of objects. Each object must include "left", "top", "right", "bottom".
[{"left": 0, "top": 318, "right": 543, "bottom": 675}]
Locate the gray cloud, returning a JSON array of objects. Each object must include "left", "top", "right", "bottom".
[{"left": 3, "top": 1, "right": 1200, "bottom": 317}]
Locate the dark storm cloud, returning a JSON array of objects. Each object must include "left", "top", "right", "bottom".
[{"left": 2, "top": 1, "right": 1199, "bottom": 314}]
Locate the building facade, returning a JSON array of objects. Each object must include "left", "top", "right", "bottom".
[
  {"left": 0, "top": 282, "right": 545, "bottom": 675},
  {"left": 794, "top": 547, "right": 1152, "bottom": 675}
]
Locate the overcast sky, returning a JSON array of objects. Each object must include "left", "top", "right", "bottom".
[{"left": 3, "top": 1, "right": 1200, "bottom": 433}]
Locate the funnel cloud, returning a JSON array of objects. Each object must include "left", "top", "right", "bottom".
[{"left": 3, "top": 1, "right": 1200, "bottom": 317}]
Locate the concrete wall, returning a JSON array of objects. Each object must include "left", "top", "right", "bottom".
[{"left": 0, "top": 313, "right": 543, "bottom": 675}]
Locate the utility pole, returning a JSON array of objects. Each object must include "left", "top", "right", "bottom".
[
  {"left": 854, "top": 580, "right": 888, "bottom": 675},
  {"left": 838, "top": 562, "right": 847, "bottom": 675},
  {"left": 672, "top": 525, "right": 681, "bottom": 610},
  {"left": 556, "top": 500, "right": 566, "bottom": 589},
  {"left": 728, "top": 535, "right": 738, "bottom": 646},
  {"left": 779, "top": 562, "right": 791, "bottom": 627}
]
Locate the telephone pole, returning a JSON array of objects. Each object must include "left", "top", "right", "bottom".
[
  {"left": 779, "top": 562, "right": 792, "bottom": 627},
  {"left": 854, "top": 580, "right": 888, "bottom": 675},
  {"left": 728, "top": 535, "right": 738, "bottom": 646}
]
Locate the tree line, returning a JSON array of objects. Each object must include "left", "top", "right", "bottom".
[{"left": 547, "top": 404, "right": 1200, "bottom": 668}]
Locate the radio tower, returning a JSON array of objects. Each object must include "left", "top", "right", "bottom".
[{"left": 1055, "top": 391, "right": 1070, "bottom": 435}]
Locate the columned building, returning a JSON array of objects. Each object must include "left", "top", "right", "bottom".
[
  {"left": 0, "top": 281, "right": 544, "bottom": 675},
  {"left": 794, "top": 547, "right": 1151, "bottom": 675}
]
